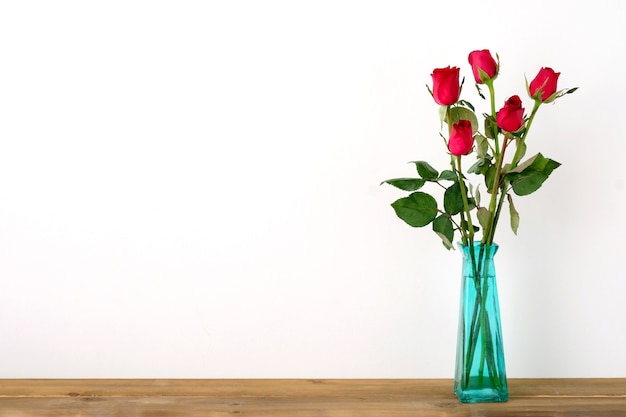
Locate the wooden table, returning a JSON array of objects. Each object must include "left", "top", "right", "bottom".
[{"left": 0, "top": 379, "right": 625, "bottom": 416}]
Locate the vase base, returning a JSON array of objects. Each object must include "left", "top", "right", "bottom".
[{"left": 454, "top": 385, "right": 509, "bottom": 403}]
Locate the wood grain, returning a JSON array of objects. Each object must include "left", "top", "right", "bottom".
[{"left": 0, "top": 379, "right": 624, "bottom": 416}]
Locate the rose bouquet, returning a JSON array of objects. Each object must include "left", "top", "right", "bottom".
[{"left": 382, "top": 49, "right": 576, "bottom": 402}]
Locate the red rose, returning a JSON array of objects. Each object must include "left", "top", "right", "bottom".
[
  {"left": 448, "top": 120, "right": 474, "bottom": 156},
  {"left": 529, "top": 67, "right": 560, "bottom": 102},
  {"left": 496, "top": 95, "right": 525, "bottom": 132},
  {"left": 431, "top": 66, "right": 460, "bottom": 106},
  {"left": 468, "top": 49, "right": 498, "bottom": 83}
]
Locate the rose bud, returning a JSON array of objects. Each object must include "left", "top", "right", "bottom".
[
  {"left": 468, "top": 49, "right": 498, "bottom": 83},
  {"left": 496, "top": 95, "right": 525, "bottom": 132},
  {"left": 431, "top": 66, "right": 461, "bottom": 106},
  {"left": 529, "top": 67, "right": 560, "bottom": 102},
  {"left": 448, "top": 120, "right": 474, "bottom": 156}
]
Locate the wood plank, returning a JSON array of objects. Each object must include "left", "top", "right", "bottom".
[
  {"left": 2, "top": 378, "right": 625, "bottom": 397},
  {"left": 0, "top": 379, "right": 624, "bottom": 416}
]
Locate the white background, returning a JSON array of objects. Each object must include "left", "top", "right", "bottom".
[{"left": 0, "top": 0, "right": 624, "bottom": 378}]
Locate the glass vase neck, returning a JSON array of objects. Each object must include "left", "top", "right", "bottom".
[{"left": 458, "top": 241, "right": 499, "bottom": 257}]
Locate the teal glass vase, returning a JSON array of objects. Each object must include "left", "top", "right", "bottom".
[{"left": 454, "top": 242, "right": 508, "bottom": 403}]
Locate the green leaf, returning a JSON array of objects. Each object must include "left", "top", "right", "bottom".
[
  {"left": 391, "top": 192, "right": 438, "bottom": 227},
  {"left": 437, "top": 170, "right": 457, "bottom": 181},
  {"left": 438, "top": 105, "right": 447, "bottom": 124},
  {"left": 475, "top": 134, "right": 489, "bottom": 159},
  {"left": 432, "top": 215, "right": 454, "bottom": 250},
  {"left": 467, "top": 154, "right": 492, "bottom": 175},
  {"left": 507, "top": 153, "right": 539, "bottom": 174},
  {"left": 448, "top": 107, "right": 479, "bottom": 133},
  {"left": 506, "top": 153, "right": 561, "bottom": 196},
  {"left": 507, "top": 194, "right": 520, "bottom": 235},
  {"left": 544, "top": 86, "right": 579, "bottom": 104},
  {"left": 485, "top": 164, "right": 497, "bottom": 191},
  {"left": 484, "top": 115, "right": 499, "bottom": 139},
  {"left": 514, "top": 137, "right": 527, "bottom": 163},
  {"left": 475, "top": 83, "right": 485, "bottom": 100},
  {"left": 381, "top": 178, "right": 426, "bottom": 191},
  {"left": 477, "top": 207, "right": 491, "bottom": 231},
  {"left": 457, "top": 100, "right": 475, "bottom": 112},
  {"left": 444, "top": 182, "right": 465, "bottom": 215},
  {"left": 461, "top": 219, "right": 480, "bottom": 233},
  {"left": 410, "top": 161, "right": 439, "bottom": 181}
]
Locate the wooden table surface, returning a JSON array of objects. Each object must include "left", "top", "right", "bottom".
[{"left": 0, "top": 379, "right": 625, "bottom": 416}]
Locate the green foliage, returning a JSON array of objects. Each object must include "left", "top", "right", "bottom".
[
  {"left": 383, "top": 54, "right": 576, "bottom": 248},
  {"left": 474, "top": 185, "right": 481, "bottom": 206},
  {"left": 506, "top": 153, "right": 561, "bottom": 196},
  {"left": 544, "top": 87, "right": 579, "bottom": 104},
  {"left": 468, "top": 153, "right": 492, "bottom": 175},
  {"left": 457, "top": 100, "right": 475, "bottom": 112},
  {"left": 507, "top": 194, "right": 520, "bottom": 235},
  {"left": 514, "top": 137, "right": 527, "bottom": 162},
  {"left": 474, "top": 134, "right": 489, "bottom": 159},
  {"left": 448, "top": 107, "right": 479, "bottom": 133},
  {"left": 438, "top": 170, "right": 458, "bottom": 181},
  {"left": 381, "top": 178, "right": 426, "bottom": 191},
  {"left": 391, "top": 192, "right": 438, "bottom": 227},
  {"left": 433, "top": 215, "right": 454, "bottom": 250},
  {"left": 484, "top": 165, "right": 497, "bottom": 190},
  {"left": 475, "top": 84, "right": 485, "bottom": 100},
  {"left": 477, "top": 207, "right": 491, "bottom": 231},
  {"left": 444, "top": 182, "right": 465, "bottom": 215},
  {"left": 411, "top": 161, "right": 439, "bottom": 181},
  {"left": 484, "top": 116, "right": 498, "bottom": 139}
]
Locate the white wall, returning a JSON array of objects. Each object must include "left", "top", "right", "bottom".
[{"left": 0, "top": 0, "right": 624, "bottom": 378}]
